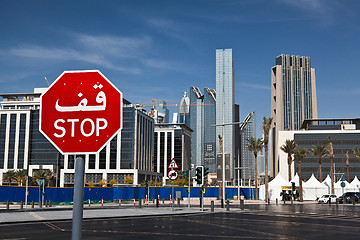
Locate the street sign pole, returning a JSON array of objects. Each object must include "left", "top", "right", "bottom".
[
  {"left": 72, "top": 157, "right": 85, "bottom": 240},
  {"left": 172, "top": 180, "right": 174, "bottom": 212},
  {"left": 188, "top": 168, "right": 191, "bottom": 208}
]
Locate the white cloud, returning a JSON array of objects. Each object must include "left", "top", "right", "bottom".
[
  {"left": 3, "top": 33, "right": 177, "bottom": 74},
  {"left": 238, "top": 82, "right": 270, "bottom": 90}
]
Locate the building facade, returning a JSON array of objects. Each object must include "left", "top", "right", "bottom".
[
  {"left": 189, "top": 87, "right": 203, "bottom": 168},
  {"left": 153, "top": 123, "right": 192, "bottom": 184},
  {"left": 216, "top": 48, "right": 236, "bottom": 181},
  {"left": 153, "top": 100, "right": 169, "bottom": 124},
  {"left": 271, "top": 54, "right": 318, "bottom": 177},
  {"left": 179, "top": 92, "right": 190, "bottom": 127},
  {"left": 277, "top": 119, "right": 360, "bottom": 181},
  {"left": 203, "top": 88, "right": 216, "bottom": 173},
  {"left": 240, "top": 111, "right": 256, "bottom": 181},
  {"left": 0, "top": 89, "right": 159, "bottom": 186}
]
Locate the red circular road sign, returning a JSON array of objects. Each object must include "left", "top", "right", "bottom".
[
  {"left": 168, "top": 169, "right": 178, "bottom": 181},
  {"left": 40, "top": 70, "right": 122, "bottom": 154}
]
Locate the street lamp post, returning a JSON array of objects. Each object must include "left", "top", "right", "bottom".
[{"left": 212, "top": 121, "right": 250, "bottom": 206}]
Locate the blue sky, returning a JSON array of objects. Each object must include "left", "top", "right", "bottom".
[{"left": 1, "top": 0, "right": 359, "bottom": 135}]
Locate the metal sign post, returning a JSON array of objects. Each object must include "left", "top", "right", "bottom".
[
  {"left": 72, "top": 157, "right": 85, "bottom": 240},
  {"left": 168, "top": 158, "right": 179, "bottom": 212},
  {"left": 39, "top": 70, "right": 122, "bottom": 240}
]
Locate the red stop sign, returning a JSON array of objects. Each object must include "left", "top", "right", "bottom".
[{"left": 40, "top": 70, "right": 122, "bottom": 154}]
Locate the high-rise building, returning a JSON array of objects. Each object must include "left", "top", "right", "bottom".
[
  {"left": 188, "top": 86, "right": 217, "bottom": 174},
  {"left": 216, "top": 49, "right": 236, "bottom": 180},
  {"left": 240, "top": 111, "right": 256, "bottom": 181},
  {"left": 153, "top": 100, "right": 169, "bottom": 124},
  {"left": 271, "top": 54, "right": 318, "bottom": 177},
  {"left": 179, "top": 92, "right": 190, "bottom": 126},
  {"left": 189, "top": 87, "right": 204, "bottom": 168},
  {"left": 203, "top": 88, "right": 216, "bottom": 172}
]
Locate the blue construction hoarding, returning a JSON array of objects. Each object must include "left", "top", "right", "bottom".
[{"left": 0, "top": 186, "right": 256, "bottom": 202}]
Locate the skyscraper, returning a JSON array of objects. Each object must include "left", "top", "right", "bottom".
[
  {"left": 203, "top": 88, "right": 216, "bottom": 172},
  {"left": 179, "top": 92, "right": 190, "bottom": 126},
  {"left": 270, "top": 54, "right": 318, "bottom": 177},
  {"left": 188, "top": 87, "right": 216, "bottom": 173},
  {"left": 189, "top": 86, "right": 204, "bottom": 168},
  {"left": 240, "top": 111, "right": 256, "bottom": 181},
  {"left": 154, "top": 100, "right": 169, "bottom": 124},
  {"left": 216, "top": 49, "right": 236, "bottom": 180}
]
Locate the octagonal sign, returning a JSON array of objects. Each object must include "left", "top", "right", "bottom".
[{"left": 40, "top": 70, "right": 122, "bottom": 154}]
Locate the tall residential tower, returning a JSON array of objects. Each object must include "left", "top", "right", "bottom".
[{"left": 270, "top": 54, "right": 317, "bottom": 177}]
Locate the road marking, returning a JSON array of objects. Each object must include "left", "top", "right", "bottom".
[
  {"left": 28, "top": 212, "right": 45, "bottom": 220},
  {"left": 43, "top": 222, "right": 65, "bottom": 232}
]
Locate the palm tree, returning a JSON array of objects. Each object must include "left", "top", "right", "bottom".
[
  {"left": 309, "top": 144, "right": 328, "bottom": 182},
  {"left": 328, "top": 136, "right": 335, "bottom": 194},
  {"left": 218, "top": 135, "right": 223, "bottom": 154},
  {"left": 246, "top": 137, "right": 264, "bottom": 200},
  {"left": 14, "top": 169, "right": 28, "bottom": 186},
  {"left": 280, "top": 140, "right": 297, "bottom": 181},
  {"left": 262, "top": 117, "right": 272, "bottom": 202},
  {"left": 294, "top": 147, "right": 307, "bottom": 202},
  {"left": 345, "top": 151, "right": 350, "bottom": 182},
  {"left": 353, "top": 147, "right": 360, "bottom": 180},
  {"left": 2, "top": 170, "right": 16, "bottom": 185},
  {"left": 33, "top": 169, "right": 55, "bottom": 187}
]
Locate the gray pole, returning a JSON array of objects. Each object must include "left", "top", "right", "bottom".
[
  {"left": 172, "top": 180, "right": 174, "bottom": 212},
  {"left": 188, "top": 169, "right": 191, "bottom": 208},
  {"left": 72, "top": 157, "right": 85, "bottom": 240}
]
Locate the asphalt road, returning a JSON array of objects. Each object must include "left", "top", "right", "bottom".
[{"left": 1, "top": 204, "right": 360, "bottom": 239}]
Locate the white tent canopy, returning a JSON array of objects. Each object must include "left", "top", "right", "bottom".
[
  {"left": 350, "top": 176, "right": 360, "bottom": 190},
  {"left": 302, "top": 174, "right": 328, "bottom": 200},
  {"left": 259, "top": 173, "right": 290, "bottom": 200}
]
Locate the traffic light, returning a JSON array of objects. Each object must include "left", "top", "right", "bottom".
[
  {"left": 291, "top": 182, "right": 295, "bottom": 192},
  {"left": 145, "top": 180, "right": 149, "bottom": 191},
  {"left": 195, "top": 166, "right": 203, "bottom": 185},
  {"left": 204, "top": 167, "right": 209, "bottom": 178}
]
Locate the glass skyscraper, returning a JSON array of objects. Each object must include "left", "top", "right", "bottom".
[
  {"left": 189, "top": 87, "right": 204, "bottom": 168},
  {"left": 240, "top": 111, "right": 256, "bottom": 181},
  {"left": 216, "top": 49, "right": 236, "bottom": 180}
]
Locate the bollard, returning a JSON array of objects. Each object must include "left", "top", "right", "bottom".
[
  {"left": 31, "top": 200, "right": 34, "bottom": 208},
  {"left": 45, "top": 200, "right": 48, "bottom": 207},
  {"left": 163, "top": 198, "right": 165, "bottom": 204},
  {"left": 226, "top": 200, "right": 230, "bottom": 211},
  {"left": 291, "top": 197, "right": 293, "bottom": 205},
  {"left": 139, "top": 199, "right": 142, "bottom": 208},
  {"left": 240, "top": 196, "right": 244, "bottom": 210},
  {"left": 221, "top": 199, "right": 224, "bottom": 208},
  {"left": 6, "top": 200, "right": 10, "bottom": 210},
  {"left": 156, "top": 198, "right": 159, "bottom": 208},
  {"left": 49, "top": 200, "right": 52, "bottom": 207},
  {"left": 88, "top": 199, "right": 91, "bottom": 207},
  {"left": 39, "top": 200, "right": 42, "bottom": 208},
  {"left": 20, "top": 201, "right": 24, "bottom": 210},
  {"left": 353, "top": 198, "right": 356, "bottom": 205},
  {"left": 276, "top": 198, "right": 278, "bottom": 205},
  {"left": 101, "top": 199, "right": 104, "bottom": 207},
  {"left": 119, "top": 199, "right": 121, "bottom": 206},
  {"left": 211, "top": 200, "right": 214, "bottom": 212},
  {"left": 133, "top": 198, "right": 136, "bottom": 206},
  {"left": 268, "top": 198, "right": 270, "bottom": 205},
  {"left": 177, "top": 198, "right": 180, "bottom": 208},
  {"left": 336, "top": 198, "right": 338, "bottom": 206},
  {"left": 329, "top": 198, "right": 331, "bottom": 205}
]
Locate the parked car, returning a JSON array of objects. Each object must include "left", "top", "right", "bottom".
[
  {"left": 317, "top": 194, "right": 337, "bottom": 204},
  {"left": 338, "top": 192, "right": 360, "bottom": 204}
]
